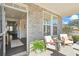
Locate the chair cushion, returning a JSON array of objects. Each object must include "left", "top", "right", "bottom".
[
  {"left": 47, "top": 40, "right": 55, "bottom": 45},
  {"left": 46, "top": 44, "right": 56, "bottom": 50}
]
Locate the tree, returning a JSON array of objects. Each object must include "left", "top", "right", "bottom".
[
  {"left": 68, "top": 19, "right": 79, "bottom": 28},
  {"left": 62, "top": 25, "right": 72, "bottom": 34}
]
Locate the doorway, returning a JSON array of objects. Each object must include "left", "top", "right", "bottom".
[
  {"left": 4, "top": 6, "right": 27, "bottom": 56},
  {"left": 7, "top": 21, "right": 17, "bottom": 40}
]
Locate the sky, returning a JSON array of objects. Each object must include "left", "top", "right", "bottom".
[
  {"left": 62, "top": 14, "right": 79, "bottom": 24},
  {"left": 62, "top": 16, "right": 71, "bottom": 24}
]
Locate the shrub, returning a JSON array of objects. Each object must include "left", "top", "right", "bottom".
[
  {"left": 31, "top": 39, "right": 45, "bottom": 52},
  {"left": 72, "top": 35, "right": 79, "bottom": 43}
]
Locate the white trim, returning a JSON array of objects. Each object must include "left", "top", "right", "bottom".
[
  {"left": 42, "top": 10, "right": 45, "bottom": 36},
  {"left": 2, "top": 4, "right": 6, "bottom": 56},
  {"left": 50, "top": 15, "right": 53, "bottom": 36},
  {"left": 4, "top": 4, "right": 27, "bottom": 13},
  {"left": 1, "top": 3, "right": 29, "bottom": 56},
  {"left": 43, "top": 10, "right": 52, "bottom": 16},
  {"left": 26, "top": 8, "right": 29, "bottom": 55}
]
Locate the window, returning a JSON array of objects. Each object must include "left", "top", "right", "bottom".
[
  {"left": 43, "top": 11, "right": 58, "bottom": 36},
  {"left": 43, "top": 16, "right": 51, "bottom": 35},
  {"left": 44, "top": 23, "right": 51, "bottom": 36}
]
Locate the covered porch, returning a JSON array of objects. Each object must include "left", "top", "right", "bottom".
[{"left": 0, "top": 3, "right": 79, "bottom": 56}]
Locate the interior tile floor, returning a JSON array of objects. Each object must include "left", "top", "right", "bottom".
[{"left": 6, "top": 38, "right": 26, "bottom": 56}]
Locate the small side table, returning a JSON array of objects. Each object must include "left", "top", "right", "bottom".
[{"left": 54, "top": 40, "right": 63, "bottom": 51}]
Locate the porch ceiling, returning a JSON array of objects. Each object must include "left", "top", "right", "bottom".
[
  {"left": 35, "top": 3, "right": 79, "bottom": 16},
  {"left": 5, "top": 7, "right": 26, "bottom": 19}
]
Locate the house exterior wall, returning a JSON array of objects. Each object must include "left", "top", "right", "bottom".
[
  {"left": 27, "top": 4, "right": 43, "bottom": 42},
  {"left": 27, "top": 4, "right": 62, "bottom": 42}
]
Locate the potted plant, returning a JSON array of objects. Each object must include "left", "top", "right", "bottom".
[{"left": 31, "top": 39, "right": 45, "bottom": 53}]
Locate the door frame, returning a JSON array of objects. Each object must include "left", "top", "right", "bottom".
[
  {"left": 1, "top": 3, "right": 29, "bottom": 56},
  {"left": 1, "top": 4, "right": 6, "bottom": 56}
]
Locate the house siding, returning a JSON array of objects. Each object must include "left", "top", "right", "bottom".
[{"left": 28, "top": 4, "right": 43, "bottom": 42}]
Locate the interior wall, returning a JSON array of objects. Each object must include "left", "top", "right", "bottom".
[
  {"left": 17, "top": 18, "right": 26, "bottom": 39},
  {"left": 6, "top": 17, "right": 26, "bottom": 39}
]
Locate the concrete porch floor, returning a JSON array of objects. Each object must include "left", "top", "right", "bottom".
[
  {"left": 12, "top": 45, "right": 76, "bottom": 56},
  {"left": 59, "top": 46, "right": 76, "bottom": 56},
  {"left": 29, "top": 46, "right": 76, "bottom": 56}
]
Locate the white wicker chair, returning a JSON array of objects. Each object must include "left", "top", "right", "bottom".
[
  {"left": 60, "top": 34, "right": 73, "bottom": 45},
  {"left": 44, "top": 36, "right": 56, "bottom": 50}
]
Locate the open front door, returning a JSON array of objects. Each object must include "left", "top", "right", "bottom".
[{"left": 0, "top": 4, "right": 6, "bottom": 56}]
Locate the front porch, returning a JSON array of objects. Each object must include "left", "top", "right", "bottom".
[
  {"left": 29, "top": 45, "right": 76, "bottom": 56},
  {"left": 11, "top": 45, "right": 76, "bottom": 56},
  {"left": 0, "top": 3, "right": 79, "bottom": 56}
]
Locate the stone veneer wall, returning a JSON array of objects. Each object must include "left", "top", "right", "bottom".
[{"left": 28, "top": 4, "right": 44, "bottom": 42}]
